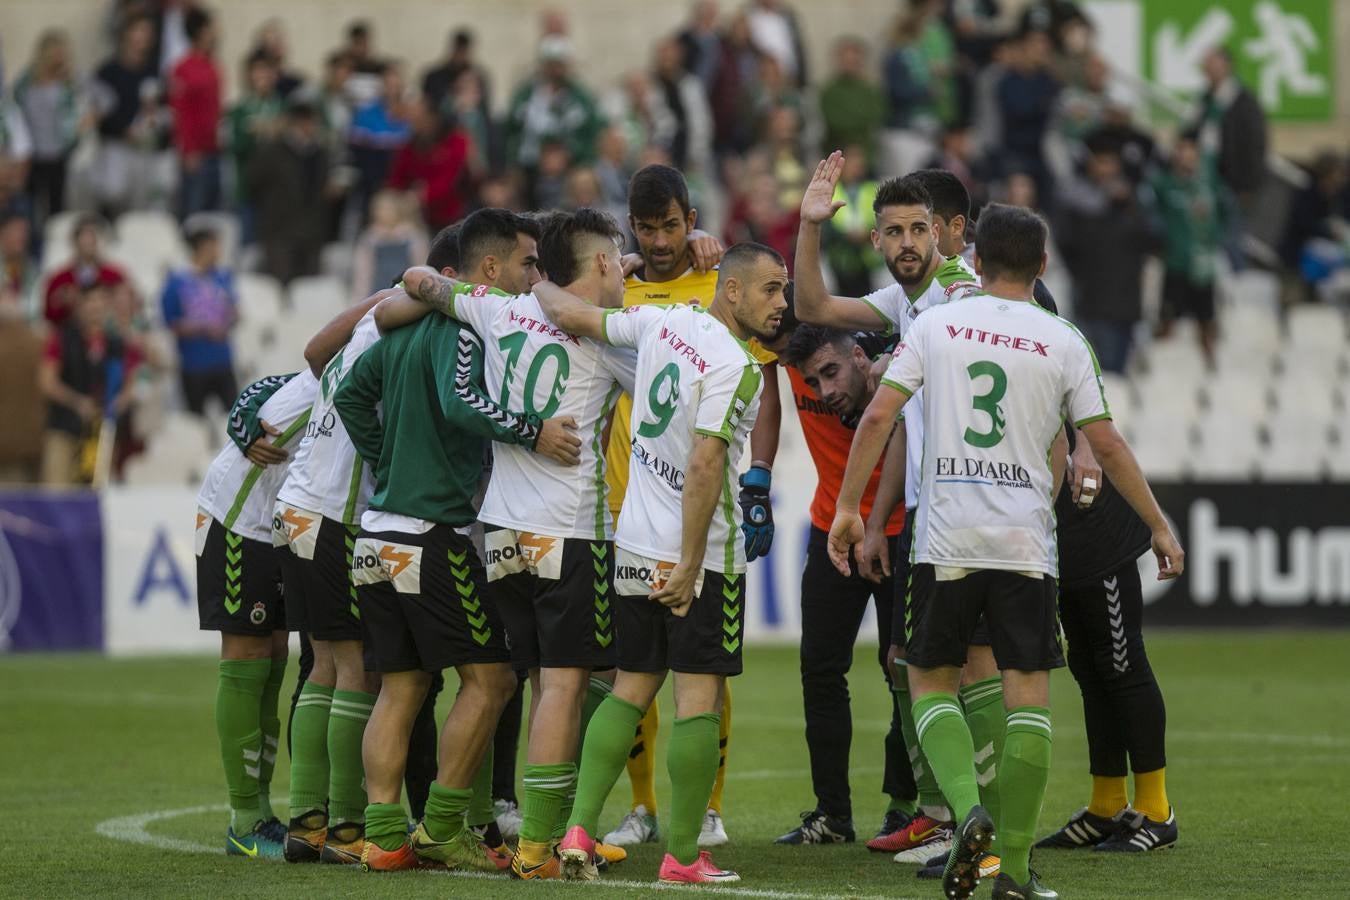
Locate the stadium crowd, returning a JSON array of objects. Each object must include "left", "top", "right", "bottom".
[{"left": 0, "top": 0, "right": 1341, "bottom": 487}]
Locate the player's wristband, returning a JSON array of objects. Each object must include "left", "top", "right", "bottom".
[{"left": 742, "top": 465, "right": 771, "bottom": 490}]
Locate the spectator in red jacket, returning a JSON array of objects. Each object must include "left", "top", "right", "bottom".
[
  {"left": 43, "top": 215, "right": 131, "bottom": 327},
  {"left": 169, "top": 6, "right": 222, "bottom": 220},
  {"left": 386, "top": 94, "right": 470, "bottom": 231}
]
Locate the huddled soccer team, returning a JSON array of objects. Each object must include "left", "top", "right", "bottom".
[{"left": 194, "top": 153, "right": 1184, "bottom": 898}]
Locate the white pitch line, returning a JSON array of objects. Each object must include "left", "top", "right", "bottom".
[
  {"left": 94, "top": 802, "right": 228, "bottom": 854},
  {"left": 93, "top": 803, "right": 898, "bottom": 900}
]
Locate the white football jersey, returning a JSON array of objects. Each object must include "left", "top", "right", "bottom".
[
  {"left": 277, "top": 310, "right": 381, "bottom": 524},
  {"left": 602, "top": 303, "right": 763, "bottom": 574},
  {"left": 882, "top": 294, "right": 1109, "bottom": 575},
  {"left": 197, "top": 370, "right": 319, "bottom": 542},
  {"left": 861, "top": 254, "right": 976, "bottom": 335},
  {"left": 449, "top": 285, "right": 637, "bottom": 540}
]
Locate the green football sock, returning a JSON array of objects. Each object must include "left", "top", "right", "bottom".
[
  {"left": 960, "top": 676, "right": 1006, "bottom": 842},
  {"left": 256, "top": 656, "right": 286, "bottom": 821},
  {"left": 288, "top": 681, "right": 333, "bottom": 819},
  {"left": 521, "top": 762, "right": 576, "bottom": 844},
  {"left": 999, "top": 707, "right": 1053, "bottom": 884},
  {"left": 894, "top": 666, "right": 948, "bottom": 818},
  {"left": 666, "top": 714, "right": 720, "bottom": 866},
  {"left": 552, "top": 676, "right": 611, "bottom": 839},
  {"left": 467, "top": 746, "right": 495, "bottom": 828},
  {"left": 886, "top": 686, "right": 918, "bottom": 815},
  {"left": 912, "top": 693, "right": 980, "bottom": 822},
  {"left": 328, "top": 690, "right": 375, "bottom": 824},
  {"left": 364, "top": 802, "right": 410, "bottom": 852},
  {"left": 423, "top": 783, "right": 472, "bottom": 843},
  {"left": 568, "top": 694, "right": 645, "bottom": 835},
  {"left": 216, "top": 659, "right": 270, "bottom": 833}
]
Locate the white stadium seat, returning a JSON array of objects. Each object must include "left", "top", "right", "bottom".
[
  {"left": 1190, "top": 412, "right": 1261, "bottom": 481},
  {"left": 116, "top": 210, "right": 187, "bottom": 270},
  {"left": 1258, "top": 433, "right": 1327, "bottom": 481},
  {"left": 1286, "top": 304, "right": 1349, "bottom": 354},
  {"left": 236, "top": 272, "right": 285, "bottom": 328}
]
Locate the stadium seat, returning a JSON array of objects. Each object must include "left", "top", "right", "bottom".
[
  {"left": 1271, "top": 368, "right": 1342, "bottom": 420},
  {"left": 1286, "top": 304, "right": 1349, "bottom": 353},
  {"left": 1189, "top": 412, "right": 1260, "bottom": 481},
  {"left": 151, "top": 411, "right": 216, "bottom": 462},
  {"left": 1128, "top": 415, "right": 1190, "bottom": 480},
  {"left": 116, "top": 210, "right": 188, "bottom": 270},
  {"left": 320, "top": 242, "right": 354, "bottom": 281},
  {"left": 1130, "top": 369, "right": 1203, "bottom": 420},
  {"left": 236, "top": 272, "right": 284, "bottom": 328},
  {"left": 287, "top": 274, "right": 346, "bottom": 319},
  {"left": 1258, "top": 433, "right": 1327, "bottom": 481},
  {"left": 1201, "top": 370, "right": 1272, "bottom": 420}
]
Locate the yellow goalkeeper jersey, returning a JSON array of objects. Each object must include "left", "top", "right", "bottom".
[{"left": 605, "top": 266, "right": 777, "bottom": 521}]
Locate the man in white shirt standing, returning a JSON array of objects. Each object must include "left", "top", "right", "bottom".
[{"left": 827, "top": 204, "right": 1183, "bottom": 900}]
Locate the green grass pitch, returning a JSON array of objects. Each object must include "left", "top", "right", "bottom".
[{"left": 2, "top": 632, "right": 1347, "bottom": 898}]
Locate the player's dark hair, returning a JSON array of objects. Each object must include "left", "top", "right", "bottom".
[
  {"left": 458, "top": 208, "right": 539, "bottom": 274},
  {"left": 426, "top": 222, "right": 462, "bottom": 272},
  {"left": 873, "top": 173, "right": 932, "bottom": 216},
  {"left": 909, "top": 169, "right": 969, "bottom": 224},
  {"left": 538, "top": 208, "right": 624, "bottom": 286},
  {"left": 783, "top": 323, "right": 857, "bottom": 368},
  {"left": 184, "top": 226, "right": 219, "bottom": 252},
  {"left": 975, "top": 203, "right": 1047, "bottom": 284},
  {"left": 628, "top": 164, "right": 691, "bottom": 221},
  {"left": 185, "top": 7, "right": 213, "bottom": 43}
]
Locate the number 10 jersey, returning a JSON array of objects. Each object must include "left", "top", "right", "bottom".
[{"left": 449, "top": 284, "right": 637, "bottom": 540}]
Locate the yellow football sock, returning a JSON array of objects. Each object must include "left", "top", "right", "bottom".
[
  {"left": 627, "top": 698, "right": 659, "bottom": 814},
  {"left": 1132, "top": 768, "right": 1169, "bottom": 823},
  {"left": 1088, "top": 775, "right": 1128, "bottom": 818},
  {"left": 707, "top": 683, "right": 732, "bottom": 814},
  {"left": 517, "top": 837, "right": 553, "bottom": 868}
]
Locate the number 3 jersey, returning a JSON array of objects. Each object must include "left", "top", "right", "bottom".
[
  {"left": 601, "top": 303, "right": 764, "bottom": 575},
  {"left": 448, "top": 283, "right": 637, "bottom": 540},
  {"left": 882, "top": 294, "right": 1110, "bottom": 576}
]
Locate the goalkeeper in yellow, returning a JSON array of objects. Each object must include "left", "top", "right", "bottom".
[{"left": 600, "top": 165, "right": 783, "bottom": 848}]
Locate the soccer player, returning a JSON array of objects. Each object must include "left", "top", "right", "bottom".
[
  {"left": 793, "top": 154, "right": 976, "bottom": 862},
  {"left": 398, "top": 207, "right": 637, "bottom": 879},
  {"left": 771, "top": 324, "right": 914, "bottom": 847},
  {"left": 827, "top": 203, "right": 1184, "bottom": 900},
  {"left": 603, "top": 165, "right": 781, "bottom": 850},
  {"left": 1035, "top": 458, "right": 1178, "bottom": 852},
  {"left": 196, "top": 369, "right": 318, "bottom": 858},
  {"left": 332, "top": 265, "right": 580, "bottom": 872},
  {"left": 372, "top": 212, "right": 546, "bottom": 856},
  {"left": 531, "top": 241, "right": 787, "bottom": 884}
]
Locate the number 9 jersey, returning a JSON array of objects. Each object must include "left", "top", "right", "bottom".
[
  {"left": 882, "top": 294, "right": 1110, "bottom": 577},
  {"left": 601, "top": 303, "right": 764, "bottom": 575}
]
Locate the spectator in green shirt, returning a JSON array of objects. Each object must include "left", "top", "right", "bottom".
[{"left": 818, "top": 37, "right": 885, "bottom": 165}]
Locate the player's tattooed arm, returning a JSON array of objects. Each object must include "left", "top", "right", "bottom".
[
  {"left": 400, "top": 266, "right": 464, "bottom": 317},
  {"left": 532, "top": 280, "right": 607, "bottom": 341}
]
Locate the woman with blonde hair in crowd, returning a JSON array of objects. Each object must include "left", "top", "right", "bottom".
[{"left": 14, "top": 29, "right": 87, "bottom": 232}]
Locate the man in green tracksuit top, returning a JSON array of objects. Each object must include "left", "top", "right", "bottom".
[{"left": 335, "top": 307, "right": 581, "bottom": 872}]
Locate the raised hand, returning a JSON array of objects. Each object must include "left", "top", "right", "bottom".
[{"left": 800, "top": 150, "right": 848, "bottom": 225}]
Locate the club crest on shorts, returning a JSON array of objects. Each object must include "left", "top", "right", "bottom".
[{"left": 249, "top": 601, "right": 267, "bottom": 625}]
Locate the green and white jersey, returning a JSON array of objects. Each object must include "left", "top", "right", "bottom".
[
  {"left": 882, "top": 295, "right": 1109, "bottom": 576},
  {"left": 277, "top": 309, "right": 381, "bottom": 525},
  {"left": 197, "top": 370, "right": 318, "bottom": 541},
  {"left": 448, "top": 283, "right": 637, "bottom": 540},
  {"left": 601, "top": 303, "right": 763, "bottom": 574},
  {"left": 860, "top": 254, "right": 976, "bottom": 335}
]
